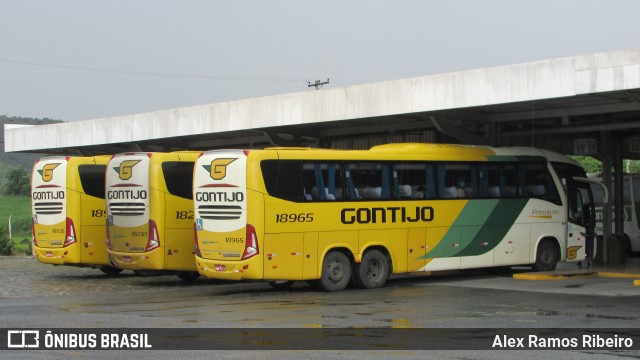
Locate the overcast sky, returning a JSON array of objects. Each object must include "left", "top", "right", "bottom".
[{"left": 1, "top": 0, "right": 639, "bottom": 121}]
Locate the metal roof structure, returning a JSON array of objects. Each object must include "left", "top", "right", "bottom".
[{"left": 4, "top": 49, "right": 640, "bottom": 158}]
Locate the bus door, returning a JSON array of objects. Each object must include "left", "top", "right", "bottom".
[
  {"left": 161, "top": 158, "right": 198, "bottom": 271},
  {"left": 76, "top": 161, "right": 109, "bottom": 264},
  {"left": 565, "top": 182, "right": 593, "bottom": 260},
  {"left": 552, "top": 163, "right": 601, "bottom": 262}
]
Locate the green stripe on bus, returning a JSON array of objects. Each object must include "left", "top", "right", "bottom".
[
  {"left": 423, "top": 200, "right": 498, "bottom": 258},
  {"left": 454, "top": 198, "right": 529, "bottom": 257},
  {"left": 422, "top": 199, "right": 529, "bottom": 259}
]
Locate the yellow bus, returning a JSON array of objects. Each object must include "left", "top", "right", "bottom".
[
  {"left": 106, "top": 151, "right": 200, "bottom": 281},
  {"left": 193, "top": 143, "right": 602, "bottom": 291},
  {"left": 31, "top": 156, "right": 122, "bottom": 275}
]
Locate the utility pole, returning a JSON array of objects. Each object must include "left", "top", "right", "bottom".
[{"left": 307, "top": 78, "right": 329, "bottom": 90}]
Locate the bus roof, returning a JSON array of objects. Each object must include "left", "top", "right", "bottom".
[{"left": 203, "top": 143, "right": 579, "bottom": 166}]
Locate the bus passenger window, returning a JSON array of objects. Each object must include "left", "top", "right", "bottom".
[
  {"left": 261, "top": 160, "right": 304, "bottom": 202},
  {"left": 162, "top": 162, "right": 195, "bottom": 200},
  {"left": 520, "top": 163, "right": 561, "bottom": 204},
  {"left": 348, "top": 163, "right": 390, "bottom": 200},
  {"left": 484, "top": 165, "right": 502, "bottom": 198},
  {"left": 78, "top": 164, "right": 107, "bottom": 199},
  {"left": 438, "top": 163, "right": 476, "bottom": 199},
  {"left": 302, "top": 162, "right": 343, "bottom": 201},
  {"left": 502, "top": 165, "right": 518, "bottom": 197},
  {"left": 394, "top": 162, "right": 434, "bottom": 199}
]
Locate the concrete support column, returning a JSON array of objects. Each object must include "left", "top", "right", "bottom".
[{"left": 600, "top": 132, "right": 612, "bottom": 263}]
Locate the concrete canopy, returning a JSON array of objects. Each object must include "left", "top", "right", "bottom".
[{"left": 4, "top": 49, "right": 640, "bottom": 158}]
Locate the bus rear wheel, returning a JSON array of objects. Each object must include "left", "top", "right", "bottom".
[
  {"left": 533, "top": 240, "right": 558, "bottom": 272},
  {"left": 99, "top": 266, "right": 123, "bottom": 276},
  {"left": 319, "top": 251, "right": 352, "bottom": 292},
  {"left": 353, "top": 249, "right": 390, "bottom": 289}
]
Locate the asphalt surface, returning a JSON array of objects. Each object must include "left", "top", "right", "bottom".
[{"left": 1, "top": 256, "right": 639, "bottom": 359}]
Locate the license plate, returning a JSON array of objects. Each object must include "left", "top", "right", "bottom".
[
  {"left": 46, "top": 252, "right": 53, "bottom": 258},
  {"left": 214, "top": 264, "right": 226, "bottom": 272},
  {"left": 122, "top": 256, "right": 132, "bottom": 263}
]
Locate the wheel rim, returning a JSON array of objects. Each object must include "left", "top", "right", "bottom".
[
  {"left": 364, "top": 258, "right": 382, "bottom": 280},
  {"left": 538, "top": 242, "right": 556, "bottom": 270},
  {"left": 541, "top": 249, "right": 553, "bottom": 265},
  {"left": 326, "top": 259, "right": 346, "bottom": 283}
]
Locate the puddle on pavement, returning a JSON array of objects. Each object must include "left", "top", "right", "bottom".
[{"left": 537, "top": 309, "right": 639, "bottom": 321}]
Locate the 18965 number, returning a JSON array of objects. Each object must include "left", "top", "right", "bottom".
[{"left": 275, "top": 213, "right": 314, "bottom": 223}]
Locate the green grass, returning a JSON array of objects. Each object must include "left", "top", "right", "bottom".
[
  {"left": 0, "top": 195, "right": 31, "bottom": 220},
  {"left": 0, "top": 195, "right": 32, "bottom": 254}
]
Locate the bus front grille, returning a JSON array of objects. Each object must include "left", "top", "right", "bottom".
[
  {"left": 34, "top": 202, "right": 64, "bottom": 215},
  {"left": 109, "top": 202, "right": 146, "bottom": 216},
  {"left": 198, "top": 205, "right": 242, "bottom": 220}
]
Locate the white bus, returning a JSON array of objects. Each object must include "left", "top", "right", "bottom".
[{"left": 590, "top": 173, "right": 640, "bottom": 254}]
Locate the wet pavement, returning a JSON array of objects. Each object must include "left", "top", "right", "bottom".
[
  {"left": 1, "top": 256, "right": 639, "bottom": 359},
  {"left": 3, "top": 255, "right": 638, "bottom": 300},
  {"left": 0, "top": 256, "right": 198, "bottom": 299}
]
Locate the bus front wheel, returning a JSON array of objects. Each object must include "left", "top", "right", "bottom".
[
  {"left": 319, "top": 251, "right": 352, "bottom": 292},
  {"left": 533, "top": 240, "right": 558, "bottom": 272},
  {"left": 353, "top": 249, "right": 390, "bottom": 289}
]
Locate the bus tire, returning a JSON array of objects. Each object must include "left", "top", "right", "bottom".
[
  {"left": 176, "top": 271, "right": 200, "bottom": 282},
  {"left": 268, "top": 280, "right": 296, "bottom": 290},
  {"left": 533, "top": 240, "right": 558, "bottom": 272},
  {"left": 319, "top": 251, "right": 352, "bottom": 292},
  {"left": 353, "top": 249, "right": 389, "bottom": 289},
  {"left": 99, "top": 266, "right": 123, "bottom": 276}
]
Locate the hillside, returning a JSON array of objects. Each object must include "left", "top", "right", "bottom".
[{"left": 1, "top": 115, "right": 63, "bottom": 173}]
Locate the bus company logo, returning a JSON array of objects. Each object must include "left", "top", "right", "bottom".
[
  {"left": 38, "top": 163, "right": 60, "bottom": 182},
  {"left": 567, "top": 246, "right": 582, "bottom": 260},
  {"left": 203, "top": 158, "right": 236, "bottom": 180},
  {"left": 7, "top": 330, "right": 40, "bottom": 348},
  {"left": 113, "top": 160, "right": 141, "bottom": 180}
]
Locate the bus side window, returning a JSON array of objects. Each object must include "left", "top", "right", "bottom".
[
  {"left": 519, "top": 163, "right": 561, "bottom": 205},
  {"left": 437, "top": 164, "right": 451, "bottom": 198},
  {"left": 349, "top": 162, "right": 390, "bottom": 200},
  {"left": 484, "top": 165, "right": 499, "bottom": 197},
  {"left": 262, "top": 160, "right": 304, "bottom": 202},
  {"left": 502, "top": 164, "right": 518, "bottom": 197},
  {"left": 78, "top": 164, "right": 107, "bottom": 199},
  {"left": 301, "top": 162, "right": 343, "bottom": 201},
  {"left": 395, "top": 162, "right": 424, "bottom": 199},
  {"left": 162, "top": 161, "right": 195, "bottom": 200},
  {"left": 438, "top": 163, "right": 475, "bottom": 198}
]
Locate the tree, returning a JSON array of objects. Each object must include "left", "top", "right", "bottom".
[
  {"left": 1, "top": 168, "right": 30, "bottom": 195},
  {"left": 570, "top": 156, "right": 601, "bottom": 174}
]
